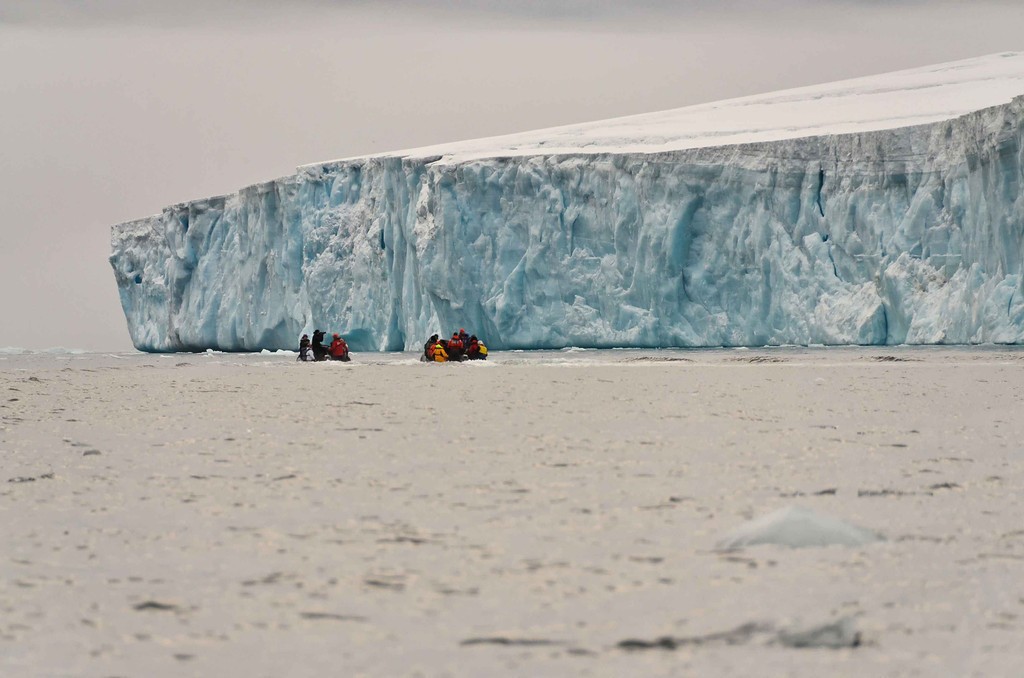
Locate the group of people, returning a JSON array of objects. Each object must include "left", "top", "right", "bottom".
[
  {"left": 297, "top": 327, "right": 489, "bottom": 363},
  {"left": 423, "top": 329, "right": 488, "bottom": 362},
  {"left": 298, "top": 329, "right": 350, "bottom": 362}
]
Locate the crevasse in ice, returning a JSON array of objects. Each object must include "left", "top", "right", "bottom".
[{"left": 110, "top": 54, "right": 1024, "bottom": 351}]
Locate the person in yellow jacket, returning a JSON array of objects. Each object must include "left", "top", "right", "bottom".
[
  {"left": 433, "top": 340, "right": 449, "bottom": 363},
  {"left": 467, "top": 335, "right": 488, "bottom": 360}
]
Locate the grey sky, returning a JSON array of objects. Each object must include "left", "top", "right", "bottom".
[{"left": 1, "top": 1, "right": 1022, "bottom": 350}]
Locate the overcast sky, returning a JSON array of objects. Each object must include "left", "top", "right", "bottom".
[{"left": 2, "top": 0, "right": 1022, "bottom": 351}]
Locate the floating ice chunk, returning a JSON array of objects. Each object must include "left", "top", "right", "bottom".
[
  {"left": 776, "top": 617, "right": 861, "bottom": 649},
  {"left": 717, "top": 506, "right": 882, "bottom": 550}
]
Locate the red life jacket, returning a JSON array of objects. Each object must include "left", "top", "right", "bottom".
[
  {"left": 329, "top": 339, "right": 348, "bottom": 358},
  {"left": 448, "top": 337, "right": 463, "bottom": 351}
]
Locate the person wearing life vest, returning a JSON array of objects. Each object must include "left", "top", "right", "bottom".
[
  {"left": 433, "top": 340, "right": 449, "bottom": 363},
  {"left": 467, "top": 335, "right": 488, "bottom": 360},
  {"left": 424, "top": 334, "right": 439, "bottom": 362},
  {"left": 458, "top": 328, "right": 470, "bottom": 348},
  {"left": 328, "top": 334, "right": 350, "bottom": 362},
  {"left": 298, "top": 334, "right": 314, "bottom": 362},
  {"left": 447, "top": 332, "right": 464, "bottom": 360}
]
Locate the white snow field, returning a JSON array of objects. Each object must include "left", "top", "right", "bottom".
[
  {"left": 110, "top": 53, "right": 1024, "bottom": 351},
  {"left": 2, "top": 346, "right": 1024, "bottom": 676}
]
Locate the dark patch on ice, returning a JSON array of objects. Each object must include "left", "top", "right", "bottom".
[
  {"left": 625, "top": 356, "right": 692, "bottom": 363},
  {"left": 978, "top": 553, "right": 1024, "bottom": 561},
  {"left": 461, "top": 637, "right": 563, "bottom": 647},
  {"left": 133, "top": 601, "right": 179, "bottom": 612},
  {"left": 719, "top": 554, "right": 759, "bottom": 568},
  {"left": 438, "top": 586, "right": 479, "bottom": 596},
  {"left": 619, "top": 622, "right": 771, "bottom": 650},
  {"left": 780, "top": 487, "right": 837, "bottom": 498},
  {"left": 346, "top": 401, "right": 379, "bottom": 407},
  {"left": 858, "top": 488, "right": 926, "bottom": 497},
  {"left": 9, "top": 473, "right": 53, "bottom": 483},
  {"left": 173, "top": 653, "right": 194, "bottom": 661},
  {"left": 83, "top": 450, "right": 101, "bottom": 456},
  {"left": 895, "top": 534, "right": 951, "bottom": 544},
  {"left": 242, "top": 572, "right": 286, "bottom": 586},
  {"left": 928, "top": 482, "right": 961, "bottom": 490},
  {"left": 870, "top": 355, "right": 920, "bottom": 362},
  {"left": 364, "top": 578, "right": 405, "bottom": 591},
  {"left": 732, "top": 356, "right": 785, "bottom": 363},
  {"left": 300, "top": 612, "right": 367, "bottom": 622},
  {"left": 378, "top": 536, "right": 432, "bottom": 545},
  {"left": 272, "top": 474, "right": 297, "bottom": 481}
]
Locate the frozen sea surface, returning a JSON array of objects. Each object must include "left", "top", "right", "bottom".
[{"left": 2, "top": 346, "right": 1024, "bottom": 676}]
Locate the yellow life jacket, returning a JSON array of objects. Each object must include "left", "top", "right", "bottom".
[
  {"left": 478, "top": 343, "right": 488, "bottom": 356},
  {"left": 433, "top": 343, "right": 448, "bottom": 362}
]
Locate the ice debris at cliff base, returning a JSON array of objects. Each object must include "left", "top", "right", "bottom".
[{"left": 110, "top": 54, "right": 1024, "bottom": 352}]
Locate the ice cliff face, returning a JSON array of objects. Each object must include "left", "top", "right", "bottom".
[{"left": 111, "top": 55, "right": 1024, "bottom": 351}]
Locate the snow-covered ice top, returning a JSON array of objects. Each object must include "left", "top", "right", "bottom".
[{"left": 319, "top": 52, "right": 1024, "bottom": 165}]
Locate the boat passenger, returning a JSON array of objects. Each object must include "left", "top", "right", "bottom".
[
  {"left": 311, "top": 330, "right": 329, "bottom": 361},
  {"left": 298, "top": 334, "right": 314, "bottom": 362},
  {"left": 447, "top": 332, "right": 464, "bottom": 360},
  {"left": 424, "top": 334, "right": 439, "bottom": 361},
  {"left": 328, "top": 334, "right": 350, "bottom": 362},
  {"left": 433, "top": 340, "right": 449, "bottom": 363},
  {"left": 468, "top": 336, "right": 488, "bottom": 360}
]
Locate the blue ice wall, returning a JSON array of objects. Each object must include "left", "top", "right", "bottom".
[{"left": 110, "top": 97, "right": 1024, "bottom": 351}]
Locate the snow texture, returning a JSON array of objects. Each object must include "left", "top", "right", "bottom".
[
  {"left": 110, "top": 53, "right": 1024, "bottom": 351},
  {"left": 716, "top": 506, "right": 883, "bottom": 550}
]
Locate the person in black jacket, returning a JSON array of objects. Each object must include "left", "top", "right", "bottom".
[{"left": 311, "top": 330, "right": 328, "bottom": 361}]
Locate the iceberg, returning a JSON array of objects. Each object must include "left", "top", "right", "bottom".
[
  {"left": 110, "top": 53, "right": 1024, "bottom": 352},
  {"left": 716, "top": 506, "right": 883, "bottom": 550}
]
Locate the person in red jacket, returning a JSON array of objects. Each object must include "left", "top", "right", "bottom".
[
  {"left": 328, "top": 333, "right": 350, "bottom": 362},
  {"left": 447, "top": 332, "right": 464, "bottom": 360}
]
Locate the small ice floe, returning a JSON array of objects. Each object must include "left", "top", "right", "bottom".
[
  {"left": 717, "top": 506, "right": 883, "bottom": 550},
  {"left": 618, "top": 618, "right": 862, "bottom": 651},
  {"left": 776, "top": 617, "right": 861, "bottom": 649}
]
